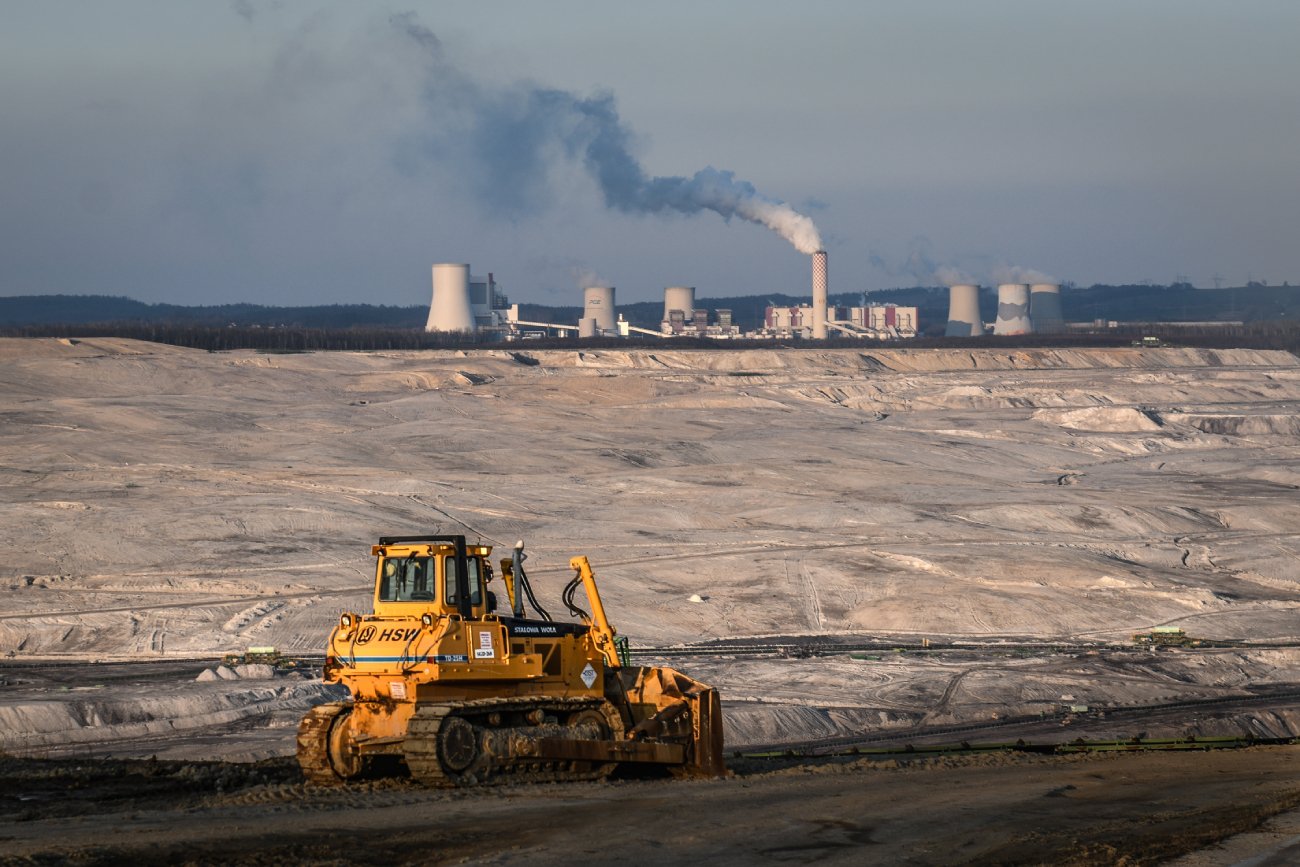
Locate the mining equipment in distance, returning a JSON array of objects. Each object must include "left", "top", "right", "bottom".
[{"left": 297, "top": 534, "right": 725, "bottom": 786}]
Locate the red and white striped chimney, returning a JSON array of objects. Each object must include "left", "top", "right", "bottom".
[{"left": 812, "top": 250, "right": 828, "bottom": 339}]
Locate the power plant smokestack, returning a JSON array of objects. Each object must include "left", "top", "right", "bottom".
[
  {"left": 993, "top": 283, "right": 1033, "bottom": 335},
  {"left": 583, "top": 286, "right": 616, "bottom": 332},
  {"left": 426, "top": 263, "right": 475, "bottom": 332},
  {"left": 664, "top": 286, "right": 696, "bottom": 323},
  {"left": 1029, "top": 283, "right": 1065, "bottom": 333},
  {"left": 945, "top": 284, "right": 982, "bottom": 336},
  {"left": 812, "top": 251, "right": 828, "bottom": 340}
]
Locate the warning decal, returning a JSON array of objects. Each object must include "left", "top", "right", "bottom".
[
  {"left": 390, "top": 681, "right": 407, "bottom": 700},
  {"left": 474, "top": 631, "right": 495, "bottom": 659}
]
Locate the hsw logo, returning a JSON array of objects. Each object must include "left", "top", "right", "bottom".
[{"left": 355, "top": 627, "right": 420, "bottom": 644}]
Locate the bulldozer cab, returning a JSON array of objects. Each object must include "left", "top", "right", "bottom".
[{"left": 372, "top": 536, "right": 493, "bottom": 619}]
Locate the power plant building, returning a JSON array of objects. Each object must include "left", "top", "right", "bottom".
[
  {"left": 439, "top": 258, "right": 1066, "bottom": 343},
  {"left": 993, "top": 283, "right": 1033, "bottom": 335},
  {"left": 945, "top": 284, "right": 982, "bottom": 337},
  {"left": 583, "top": 286, "right": 616, "bottom": 333},
  {"left": 863, "top": 305, "right": 916, "bottom": 334},
  {"left": 765, "top": 306, "right": 809, "bottom": 330},
  {"left": 1029, "top": 283, "right": 1065, "bottom": 333},
  {"left": 426, "top": 263, "right": 509, "bottom": 333},
  {"left": 426, "top": 263, "right": 475, "bottom": 333},
  {"left": 663, "top": 286, "right": 696, "bottom": 323},
  {"left": 764, "top": 304, "right": 917, "bottom": 339}
]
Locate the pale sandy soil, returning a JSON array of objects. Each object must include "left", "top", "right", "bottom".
[{"left": 2, "top": 338, "right": 1299, "bottom": 756}]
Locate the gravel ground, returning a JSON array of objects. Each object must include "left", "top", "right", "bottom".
[{"left": 3, "top": 747, "right": 1300, "bottom": 865}]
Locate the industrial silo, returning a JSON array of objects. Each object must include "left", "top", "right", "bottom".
[
  {"left": 663, "top": 287, "right": 696, "bottom": 323},
  {"left": 577, "top": 317, "right": 599, "bottom": 338},
  {"left": 993, "top": 283, "right": 1033, "bottom": 335},
  {"left": 426, "top": 264, "right": 475, "bottom": 333},
  {"left": 1029, "top": 283, "right": 1065, "bottom": 333},
  {"left": 944, "top": 284, "right": 982, "bottom": 336},
  {"left": 583, "top": 286, "right": 616, "bottom": 332}
]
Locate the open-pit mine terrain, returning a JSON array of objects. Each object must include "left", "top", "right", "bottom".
[{"left": 3, "top": 337, "right": 1300, "bottom": 864}]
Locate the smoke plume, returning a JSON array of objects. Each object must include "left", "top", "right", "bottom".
[{"left": 392, "top": 16, "right": 822, "bottom": 255}]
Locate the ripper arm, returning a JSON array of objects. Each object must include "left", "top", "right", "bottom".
[{"left": 567, "top": 555, "right": 622, "bottom": 670}]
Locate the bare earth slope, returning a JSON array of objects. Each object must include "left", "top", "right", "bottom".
[{"left": 2, "top": 339, "right": 1299, "bottom": 754}]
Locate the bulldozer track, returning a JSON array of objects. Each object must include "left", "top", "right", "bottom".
[
  {"left": 296, "top": 702, "right": 350, "bottom": 785},
  {"left": 404, "top": 696, "right": 623, "bottom": 788}
]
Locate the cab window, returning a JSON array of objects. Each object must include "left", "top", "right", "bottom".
[
  {"left": 445, "top": 556, "right": 482, "bottom": 606},
  {"left": 379, "top": 556, "right": 435, "bottom": 602}
]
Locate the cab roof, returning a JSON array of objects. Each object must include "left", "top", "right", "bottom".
[{"left": 372, "top": 542, "right": 493, "bottom": 557}]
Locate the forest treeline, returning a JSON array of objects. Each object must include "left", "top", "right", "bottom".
[
  {"left": 3, "top": 282, "right": 1298, "bottom": 335},
  {"left": 5, "top": 320, "right": 1299, "bottom": 355}
]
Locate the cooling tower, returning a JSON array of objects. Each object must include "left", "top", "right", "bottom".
[
  {"left": 993, "top": 283, "right": 1033, "bottom": 335},
  {"left": 1029, "top": 283, "right": 1065, "bottom": 333},
  {"left": 812, "top": 251, "right": 828, "bottom": 339},
  {"left": 664, "top": 286, "right": 696, "bottom": 322},
  {"left": 944, "top": 284, "right": 982, "bottom": 337},
  {"left": 426, "top": 263, "right": 475, "bottom": 333},
  {"left": 583, "top": 286, "right": 616, "bottom": 332}
]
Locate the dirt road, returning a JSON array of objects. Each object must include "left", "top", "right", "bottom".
[{"left": 4, "top": 747, "right": 1299, "bottom": 865}]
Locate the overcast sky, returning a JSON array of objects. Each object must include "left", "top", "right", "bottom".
[{"left": 2, "top": 1, "right": 1297, "bottom": 306}]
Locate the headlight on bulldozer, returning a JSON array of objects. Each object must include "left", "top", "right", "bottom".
[
  {"left": 421, "top": 613, "right": 433, "bottom": 628},
  {"left": 340, "top": 613, "right": 353, "bottom": 630}
]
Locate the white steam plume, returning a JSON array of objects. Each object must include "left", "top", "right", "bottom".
[
  {"left": 872, "top": 238, "right": 1052, "bottom": 287},
  {"left": 992, "top": 264, "right": 1057, "bottom": 284},
  {"left": 872, "top": 238, "right": 974, "bottom": 285},
  {"left": 934, "top": 265, "right": 977, "bottom": 286},
  {"left": 568, "top": 265, "right": 609, "bottom": 290},
  {"left": 391, "top": 15, "right": 822, "bottom": 254}
]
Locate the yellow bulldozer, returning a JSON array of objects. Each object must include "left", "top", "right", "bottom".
[{"left": 297, "top": 534, "right": 725, "bottom": 786}]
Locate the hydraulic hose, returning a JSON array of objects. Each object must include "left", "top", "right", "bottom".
[
  {"left": 561, "top": 575, "right": 588, "bottom": 622},
  {"left": 518, "top": 565, "right": 552, "bottom": 621}
]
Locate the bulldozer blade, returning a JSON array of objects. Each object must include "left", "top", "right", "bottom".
[
  {"left": 620, "top": 666, "right": 727, "bottom": 778},
  {"left": 688, "top": 686, "right": 726, "bottom": 778}
]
